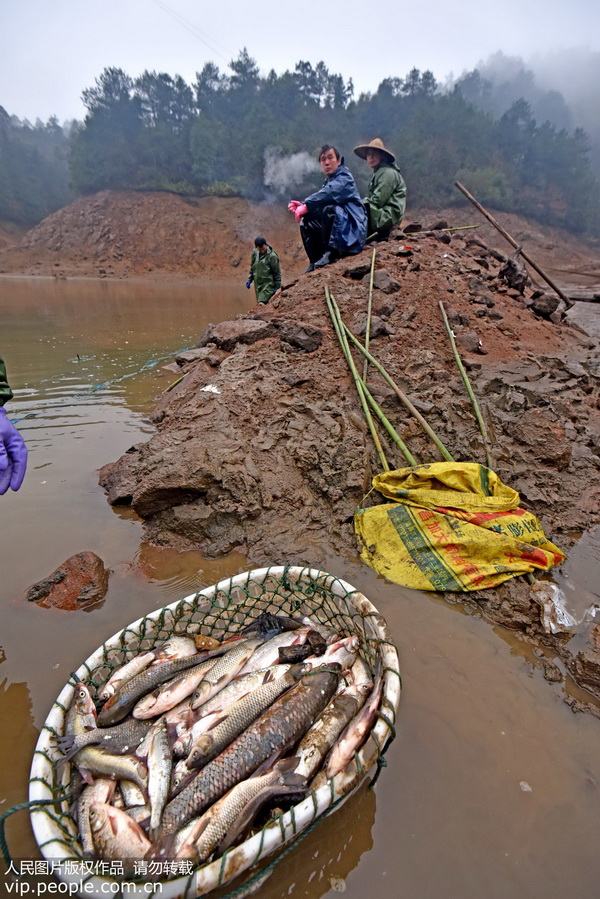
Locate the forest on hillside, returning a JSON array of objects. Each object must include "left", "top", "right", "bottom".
[{"left": 1, "top": 49, "right": 600, "bottom": 236}]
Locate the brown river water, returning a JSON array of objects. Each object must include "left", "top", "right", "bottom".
[{"left": 1, "top": 277, "right": 600, "bottom": 898}]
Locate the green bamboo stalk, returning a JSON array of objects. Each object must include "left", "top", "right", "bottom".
[
  {"left": 328, "top": 291, "right": 417, "bottom": 467},
  {"left": 329, "top": 294, "right": 455, "bottom": 463},
  {"left": 362, "top": 248, "right": 377, "bottom": 384},
  {"left": 325, "top": 287, "right": 390, "bottom": 472},
  {"left": 438, "top": 300, "right": 492, "bottom": 469}
]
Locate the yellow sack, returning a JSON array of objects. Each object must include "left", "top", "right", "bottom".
[{"left": 354, "top": 462, "right": 565, "bottom": 592}]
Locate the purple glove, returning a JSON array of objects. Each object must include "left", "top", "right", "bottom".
[
  {"left": 0, "top": 407, "right": 28, "bottom": 494},
  {"left": 294, "top": 203, "right": 308, "bottom": 223}
]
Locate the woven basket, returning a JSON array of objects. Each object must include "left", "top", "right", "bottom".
[{"left": 29, "top": 565, "right": 401, "bottom": 897}]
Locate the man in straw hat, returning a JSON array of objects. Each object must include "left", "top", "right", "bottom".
[
  {"left": 354, "top": 138, "right": 406, "bottom": 240},
  {"left": 288, "top": 144, "right": 367, "bottom": 272}
]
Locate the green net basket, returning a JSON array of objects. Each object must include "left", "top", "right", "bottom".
[{"left": 29, "top": 565, "right": 401, "bottom": 897}]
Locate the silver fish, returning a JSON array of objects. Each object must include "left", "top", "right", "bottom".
[
  {"left": 77, "top": 778, "right": 115, "bottom": 856},
  {"left": 186, "top": 667, "right": 302, "bottom": 770},
  {"left": 55, "top": 717, "right": 153, "bottom": 761},
  {"left": 72, "top": 742, "right": 148, "bottom": 791},
  {"left": 89, "top": 802, "right": 152, "bottom": 861},
  {"left": 97, "top": 651, "right": 216, "bottom": 726},
  {"left": 147, "top": 720, "right": 172, "bottom": 840},
  {"left": 157, "top": 666, "right": 340, "bottom": 839},
  {"left": 326, "top": 669, "right": 384, "bottom": 778},
  {"left": 98, "top": 636, "right": 198, "bottom": 702},
  {"left": 294, "top": 683, "right": 372, "bottom": 781},
  {"left": 133, "top": 657, "right": 216, "bottom": 719},
  {"left": 236, "top": 629, "right": 310, "bottom": 677},
  {"left": 119, "top": 779, "right": 146, "bottom": 808},
  {"left": 190, "top": 635, "right": 269, "bottom": 710},
  {"left": 172, "top": 710, "right": 224, "bottom": 760},
  {"left": 176, "top": 758, "right": 306, "bottom": 863},
  {"left": 306, "top": 636, "right": 359, "bottom": 671},
  {"left": 64, "top": 683, "right": 97, "bottom": 738},
  {"left": 186, "top": 664, "right": 291, "bottom": 720}
]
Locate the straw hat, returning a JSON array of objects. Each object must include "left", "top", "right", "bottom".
[{"left": 353, "top": 137, "right": 395, "bottom": 164}]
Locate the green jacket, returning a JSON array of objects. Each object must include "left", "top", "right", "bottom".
[
  {"left": 0, "top": 355, "right": 13, "bottom": 406},
  {"left": 248, "top": 246, "right": 281, "bottom": 305},
  {"left": 363, "top": 162, "right": 407, "bottom": 234}
]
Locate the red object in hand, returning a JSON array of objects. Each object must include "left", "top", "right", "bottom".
[{"left": 294, "top": 203, "right": 308, "bottom": 223}]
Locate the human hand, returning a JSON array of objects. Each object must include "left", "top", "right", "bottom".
[
  {"left": 245, "top": 280, "right": 252, "bottom": 289},
  {"left": 294, "top": 203, "right": 308, "bottom": 223},
  {"left": 0, "top": 408, "right": 28, "bottom": 494},
  {"left": 288, "top": 200, "right": 301, "bottom": 213}
]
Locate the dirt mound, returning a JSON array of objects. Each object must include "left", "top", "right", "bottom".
[
  {"left": 97, "top": 221, "right": 600, "bottom": 712},
  {"left": 0, "top": 191, "right": 305, "bottom": 279}
]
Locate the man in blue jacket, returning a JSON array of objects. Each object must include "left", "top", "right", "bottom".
[
  {"left": 0, "top": 354, "right": 28, "bottom": 494},
  {"left": 289, "top": 145, "right": 367, "bottom": 272}
]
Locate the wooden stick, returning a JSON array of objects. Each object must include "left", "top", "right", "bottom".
[
  {"left": 454, "top": 181, "right": 574, "bottom": 310},
  {"left": 439, "top": 300, "right": 492, "bottom": 471},
  {"left": 362, "top": 248, "right": 377, "bottom": 383}
]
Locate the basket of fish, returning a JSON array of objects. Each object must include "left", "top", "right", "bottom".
[{"left": 29, "top": 565, "right": 400, "bottom": 897}]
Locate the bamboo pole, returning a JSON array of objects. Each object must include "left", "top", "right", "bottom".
[
  {"left": 454, "top": 181, "right": 574, "bottom": 309},
  {"left": 329, "top": 295, "right": 455, "bottom": 462},
  {"left": 362, "top": 248, "right": 377, "bottom": 383},
  {"left": 439, "top": 300, "right": 492, "bottom": 470},
  {"left": 325, "top": 286, "right": 390, "bottom": 472},
  {"left": 328, "top": 291, "right": 417, "bottom": 467}
]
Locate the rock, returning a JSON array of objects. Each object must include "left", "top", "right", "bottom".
[
  {"left": 427, "top": 219, "right": 449, "bottom": 231},
  {"left": 24, "top": 552, "right": 110, "bottom": 609},
  {"left": 455, "top": 328, "right": 484, "bottom": 354},
  {"left": 402, "top": 222, "right": 422, "bottom": 234},
  {"left": 353, "top": 314, "right": 393, "bottom": 339},
  {"left": 372, "top": 269, "right": 400, "bottom": 294},
  {"left": 278, "top": 321, "right": 323, "bottom": 353},
  {"left": 343, "top": 262, "right": 371, "bottom": 280},
  {"left": 531, "top": 293, "right": 560, "bottom": 319},
  {"left": 176, "top": 347, "right": 228, "bottom": 367},
  {"left": 198, "top": 319, "right": 277, "bottom": 351}
]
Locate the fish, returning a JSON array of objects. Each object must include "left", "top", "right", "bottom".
[
  {"left": 133, "top": 657, "right": 216, "bottom": 719},
  {"left": 77, "top": 779, "right": 115, "bottom": 856},
  {"left": 189, "top": 635, "right": 270, "bottom": 711},
  {"left": 172, "top": 710, "right": 225, "bottom": 760},
  {"left": 119, "top": 780, "right": 146, "bottom": 808},
  {"left": 236, "top": 629, "right": 310, "bottom": 677},
  {"left": 306, "top": 636, "right": 359, "bottom": 672},
  {"left": 175, "top": 758, "right": 306, "bottom": 863},
  {"left": 88, "top": 802, "right": 152, "bottom": 861},
  {"left": 64, "top": 683, "right": 97, "bottom": 738},
  {"left": 157, "top": 665, "right": 341, "bottom": 839},
  {"left": 186, "top": 664, "right": 291, "bottom": 719},
  {"left": 240, "top": 611, "right": 303, "bottom": 635},
  {"left": 186, "top": 666, "right": 303, "bottom": 770},
  {"left": 98, "top": 652, "right": 155, "bottom": 702},
  {"left": 71, "top": 743, "right": 148, "bottom": 791},
  {"left": 326, "top": 666, "right": 384, "bottom": 778},
  {"left": 147, "top": 720, "right": 172, "bottom": 840},
  {"left": 97, "top": 651, "right": 219, "bottom": 726},
  {"left": 55, "top": 717, "right": 153, "bottom": 761},
  {"left": 98, "top": 635, "right": 198, "bottom": 702},
  {"left": 294, "top": 684, "right": 372, "bottom": 781}
]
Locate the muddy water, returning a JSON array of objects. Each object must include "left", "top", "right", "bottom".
[{"left": 2, "top": 277, "right": 600, "bottom": 898}]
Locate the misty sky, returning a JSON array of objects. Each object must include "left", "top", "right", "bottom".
[{"left": 1, "top": 0, "right": 599, "bottom": 122}]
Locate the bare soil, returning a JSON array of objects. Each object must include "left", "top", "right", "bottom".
[{"left": 2, "top": 190, "right": 600, "bottom": 714}]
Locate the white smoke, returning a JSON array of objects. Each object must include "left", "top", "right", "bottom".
[{"left": 263, "top": 147, "right": 320, "bottom": 196}]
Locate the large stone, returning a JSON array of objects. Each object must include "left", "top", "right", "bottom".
[
  {"left": 24, "top": 552, "right": 110, "bottom": 609},
  {"left": 530, "top": 293, "right": 561, "bottom": 319},
  {"left": 278, "top": 321, "right": 323, "bottom": 353},
  {"left": 372, "top": 269, "right": 400, "bottom": 294},
  {"left": 198, "top": 319, "right": 277, "bottom": 351}
]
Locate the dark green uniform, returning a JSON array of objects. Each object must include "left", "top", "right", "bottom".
[
  {"left": 248, "top": 246, "right": 281, "bottom": 305},
  {"left": 0, "top": 356, "right": 13, "bottom": 407},
  {"left": 364, "top": 163, "right": 407, "bottom": 235}
]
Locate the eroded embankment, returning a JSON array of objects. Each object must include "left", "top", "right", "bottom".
[{"left": 99, "top": 225, "right": 600, "bottom": 712}]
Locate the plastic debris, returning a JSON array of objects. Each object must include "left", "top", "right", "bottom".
[{"left": 530, "top": 581, "right": 577, "bottom": 634}]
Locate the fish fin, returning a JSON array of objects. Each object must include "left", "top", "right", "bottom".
[
  {"left": 79, "top": 767, "right": 96, "bottom": 786},
  {"left": 262, "top": 670, "right": 275, "bottom": 684},
  {"left": 205, "top": 714, "right": 228, "bottom": 732}
]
